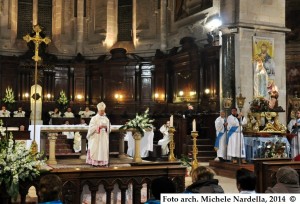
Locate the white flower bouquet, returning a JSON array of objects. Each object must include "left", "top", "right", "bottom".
[
  {"left": 0, "top": 120, "right": 46, "bottom": 200},
  {"left": 119, "top": 108, "right": 154, "bottom": 136},
  {"left": 2, "top": 87, "right": 16, "bottom": 104}
]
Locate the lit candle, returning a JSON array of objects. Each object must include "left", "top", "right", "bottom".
[
  {"left": 192, "top": 119, "right": 196, "bottom": 131},
  {"left": 170, "top": 115, "right": 173, "bottom": 127}
]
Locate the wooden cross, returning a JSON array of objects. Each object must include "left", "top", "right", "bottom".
[{"left": 23, "top": 25, "right": 51, "bottom": 62}]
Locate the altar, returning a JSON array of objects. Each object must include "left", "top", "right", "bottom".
[
  {"left": 125, "top": 130, "right": 154, "bottom": 158},
  {"left": 27, "top": 124, "right": 154, "bottom": 164},
  {"left": 244, "top": 135, "right": 291, "bottom": 162}
]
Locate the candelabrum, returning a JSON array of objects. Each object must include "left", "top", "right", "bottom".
[
  {"left": 168, "top": 126, "right": 176, "bottom": 162},
  {"left": 191, "top": 131, "right": 199, "bottom": 171},
  {"left": 236, "top": 92, "right": 246, "bottom": 165}
]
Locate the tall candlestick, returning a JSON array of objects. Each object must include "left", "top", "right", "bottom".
[
  {"left": 192, "top": 119, "right": 196, "bottom": 131},
  {"left": 170, "top": 115, "right": 174, "bottom": 127}
]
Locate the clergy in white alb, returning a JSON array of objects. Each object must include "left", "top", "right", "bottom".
[
  {"left": 214, "top": 110, "right": 227, "bottom": 161},
  {"left": 158, "top": 121, "right": 170, "bottom": 155},
  {"left": 13, "top": 107, "right": 26, "bottom": 117},
  {"left": 63, "top": 107, "right": 75, "bottom": 118},
  {"left": 227, "top": 108, "right": 247, "bottom": 164},
  {"left": 86, "top": 102, "right": 110, "bottom": 166},
  {"left": 79, "top": 107, "right": 95, "bottom": 118},
  {"left": 288, "top": 110, "right": 300, "bottom": 158},
  {"left": 0, "top": 106, "right": 10, "bottom": 117}
]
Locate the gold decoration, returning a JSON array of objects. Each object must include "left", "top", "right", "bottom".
[
  {"left": 168, "top": 127, "right": 176, "bottom": 162},
  {"left": 191, "top": 131, "right": 199, "bottom": 171}
]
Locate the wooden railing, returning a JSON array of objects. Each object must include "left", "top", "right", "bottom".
[{"left": 8, "top": 165, "right": 186, "bottom": 204}]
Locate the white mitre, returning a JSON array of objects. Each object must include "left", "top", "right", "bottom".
[{"left": 97, "top": 102, "right": 106, "bottom": 110}]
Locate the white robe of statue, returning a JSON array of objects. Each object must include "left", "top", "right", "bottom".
[
  {"left": 254, "top": 61, "right": 268, "bottom": 98},
  {"left": 214, "top": 116, "right": 227, "bottom": 159},
  {"left": 288, "top": 118, "right": 300, "bottom": 158},
  {"left": 227, "top": 115, "right": 247, "bottom": 158},
  {"left": 86, "top": 114, "right": 110, "bottom": 166},
  {"left": 158, "top": 124, "right": 170, "bottom": 155}
]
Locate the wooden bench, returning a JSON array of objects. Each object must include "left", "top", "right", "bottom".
[{"left": 254, "top": 159, "right": 300, "bottom": 192}]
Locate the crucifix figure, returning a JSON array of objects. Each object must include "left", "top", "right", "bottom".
[{"left": 23, "top": 25, "right": 51, "bottom": 153}]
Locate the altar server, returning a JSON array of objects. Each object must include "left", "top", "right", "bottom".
[
  {"left": 86, "top": 102, "right": 110, "bottom": 167},
  {"left": 288, "top": 110, "right": 300, "bottom": 158}
]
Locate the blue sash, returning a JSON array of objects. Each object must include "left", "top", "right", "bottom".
[
  {"left": 214, "top": 131, "right": 224, "bottom": 149},
  {"left": 227, "top": 126, "right": 239, "bottom": 144}
]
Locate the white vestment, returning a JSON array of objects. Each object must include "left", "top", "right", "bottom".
[
  {"left": 227, "top": 115, "right": 247, "bottom": 158},
  {"left": 0, "top": 110, "right": 10, "bottom": 117},
  {"left": 86, "top": 114, "right": 110, "bottom": 165},
  {"left": 158, "top": 125, "right": 170, "bottom": 155},
  {"left": 79, "top": 110, "right": 95, "bottom": 118},
  {"left": 64, "top": 112, "right": 75, "bottom": 118},
  {"left": 288, "top": 118, "right": 300, "bottom": 158},
  {"left": 125, "top": 130, "right": 154, "bottom": 158},
  {"left": 214, "top": 116, "right": 227, "bottom": 159},
  {"left": 13, "top": 111, "right": 25, "bottom": 117}
]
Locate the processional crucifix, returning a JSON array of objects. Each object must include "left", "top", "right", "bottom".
[{"left": 23, "top": 25, "right": 51, "bottom": 153}]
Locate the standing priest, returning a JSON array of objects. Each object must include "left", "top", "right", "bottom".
[
  {"left": 227, "top": 107, "right": 247, "bottom": 164},
  {"left": 86, "top": 102, "right": 110, "bottom": 167}
]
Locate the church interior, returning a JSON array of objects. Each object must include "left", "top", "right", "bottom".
[{"left": 1, "top": 0, "right": 300, "bottom": 203}]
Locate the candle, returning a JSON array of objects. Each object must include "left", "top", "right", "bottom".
[
  {"left": 192, "top": 119, "right": 196, "bottom": 131},
  {"left": 170, "top": 115, "right": 174, "bottom": 127}
]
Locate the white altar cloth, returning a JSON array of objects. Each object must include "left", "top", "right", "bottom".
[
  {"left": 27, "top": 125, "right": 122, "bottom": 151},
  {"left": 125, "top": 130, "right": 154, "bottom": 158}
]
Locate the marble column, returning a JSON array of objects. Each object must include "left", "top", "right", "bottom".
[
  {"left": 47, "top": 133, "right": 58, "bottom": 165},
  {"left": 160, "top": 0, "right": 167, "bottom": 51},
  {"left": 221, "top": 33, "right": 236, "bottom": 107},
  {"left": 76, "top": 0, "right": 84, "bottom": 54}
]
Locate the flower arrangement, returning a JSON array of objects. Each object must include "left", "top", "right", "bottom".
[
  {"left": 119, "top": 108, "right": 154, "bottom": 136},
  {"left": 2, "top": 87, "right": 16, "bottom": 104},
  {"left": 57, "top": 90, "right": 69, "bottom": 106},
  {"left": 0, "top": 120, "right": 46, "bottom": 200},
  {"left": 249, "top": 97, "right": 269, "bottom": 112},
  {"left": 258, "top": 136, "right": 288, "bottom": 158}
]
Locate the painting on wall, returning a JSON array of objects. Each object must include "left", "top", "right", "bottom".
[
  {"left": 174, "top": 0, "right": 213, "bottom": 21},
  {"left": 252, "top": 36, "right": 275, "bottom": 99}
]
